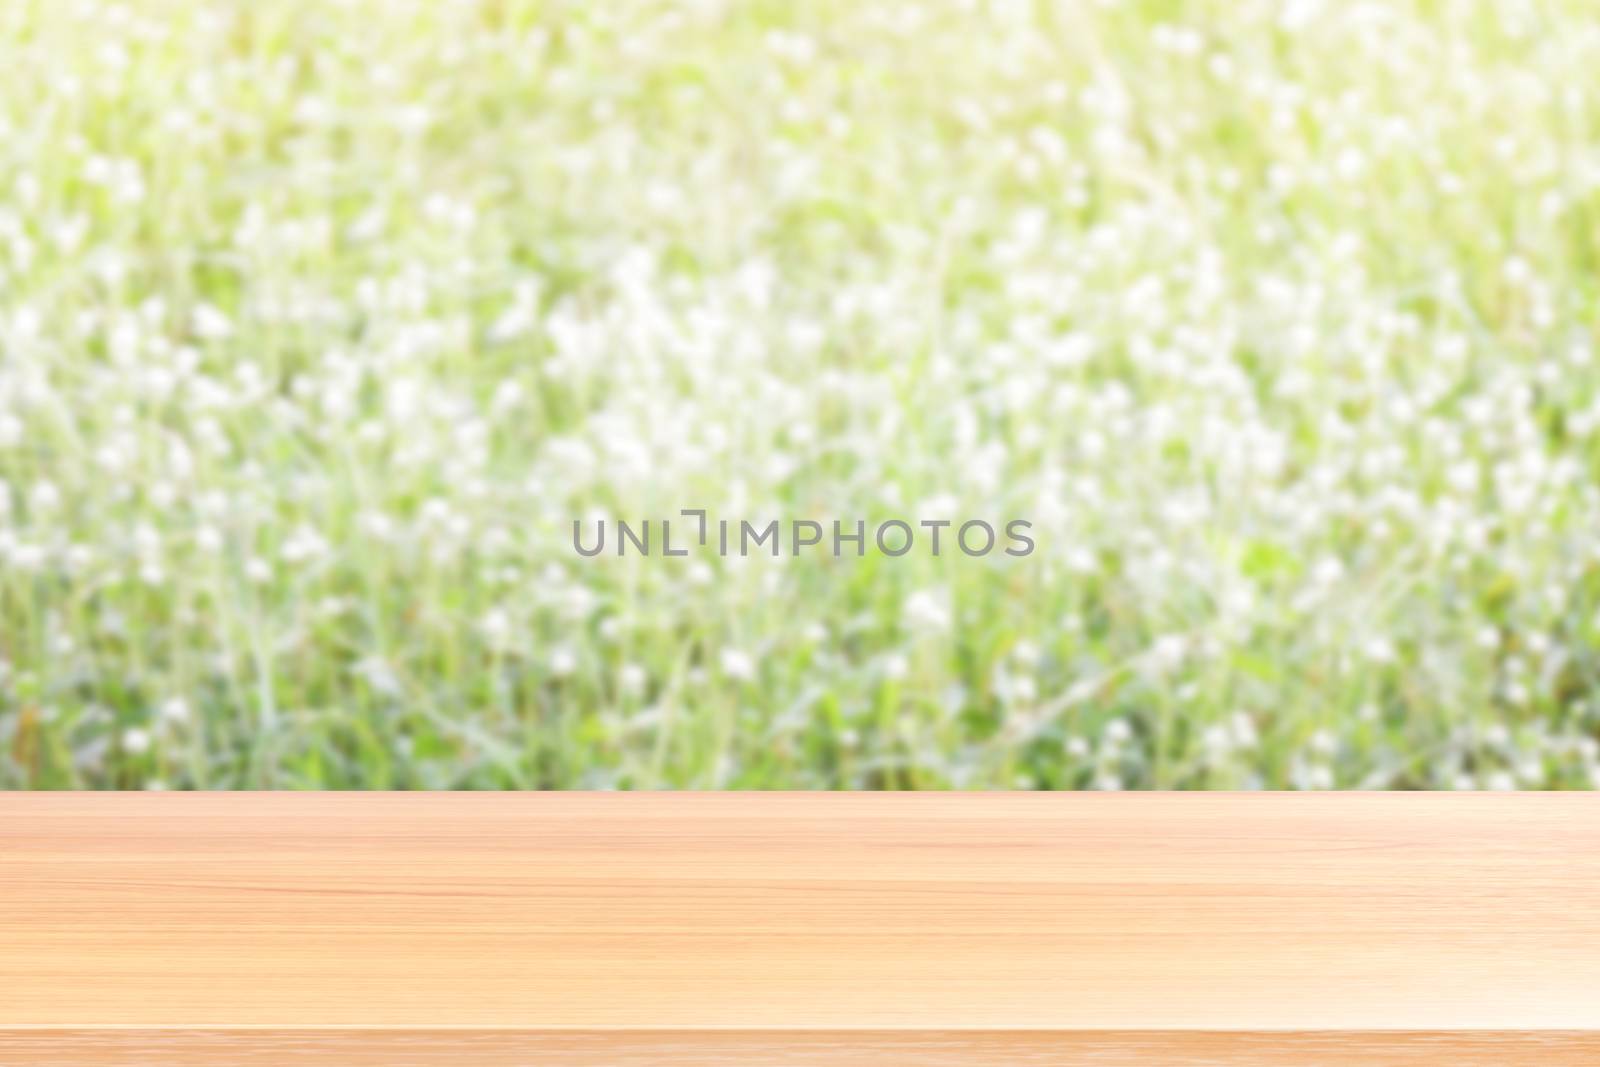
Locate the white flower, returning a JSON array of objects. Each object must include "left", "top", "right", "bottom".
[
  {"left": 902, "top": 589, "right": 952, "bottom": 632},
  {"left": 1230, "top": 712, "right": 1258, "bottom": 750},
  {"left": 122, "top": 727, "right": 151, "bottom": 755},
  {"left": 1151, "top": 634, "right": 1187, "bottom": 669},
  {"left": 30, "top": 480, "right": 61, "bottom": 512},
  {"left": 618, "top": 663, "right": 647, "bottom": 695},
  {"left": 280, "top": 525, "right": 329, "bottom": 564},
  {"left": 480, "top": 609, "right": 513, "bottom": 646},
  {"left": 192, "top": 303, "right": 233, "bottom": 340},
  {"left": 1363, "top": 638, "right": 1396, "bottom": 663},
  {"left": 548, "top": 646, "right": 578, "bottom": 678},
  {"left": 355, "top": 657, "right": 402, "bottom": 698},
  {"left": 719, "top": 647, "right": 755, "bottom": 681}
]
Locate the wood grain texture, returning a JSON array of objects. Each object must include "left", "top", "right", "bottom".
[
  {"left": 3, "top": 1031, "right": 1600, "bottom": 1067},
  {"left": 2, "top": 793, "right": 1598, "bottom": 1065}
]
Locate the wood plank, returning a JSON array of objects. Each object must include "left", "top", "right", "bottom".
[
  {"left": 2, "top": 793, "right": 1597, "bottom": 1064},
  {"left": 3, "top": 1031, "right": 1600, "bottom": 1067}
]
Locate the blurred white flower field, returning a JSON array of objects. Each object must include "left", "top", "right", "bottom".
[{"left": 2, "top": 0, "right": 1600, "bottom": 789}]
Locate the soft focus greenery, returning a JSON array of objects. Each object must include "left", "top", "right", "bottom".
[{"left": 2, "top": 0, "right": 1599, "bottom": 789}]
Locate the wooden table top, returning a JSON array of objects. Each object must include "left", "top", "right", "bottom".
[{"left": 2, "top": 793, "right": 1598, "bottom": 1064}]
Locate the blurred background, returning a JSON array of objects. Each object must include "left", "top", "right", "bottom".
[{"left": 2, "top": 0, "right": 1600, "bottom": 788}]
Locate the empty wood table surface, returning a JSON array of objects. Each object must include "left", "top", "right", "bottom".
[{"left": 2, "top": 793, "right": 1598, "bottom": 1065}]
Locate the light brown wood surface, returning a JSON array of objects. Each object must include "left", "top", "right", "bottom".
[{"left": 2, "top": 793, "right": 1598, "bottom": 1065}]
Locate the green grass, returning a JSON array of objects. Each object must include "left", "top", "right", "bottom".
[{"left": 2, "top": 0, "right": 1600, "bottom": 789}]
